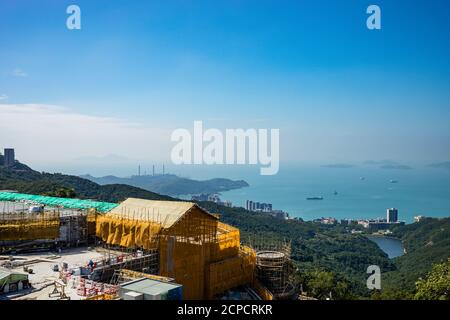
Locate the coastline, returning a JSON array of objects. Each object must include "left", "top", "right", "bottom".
[{"left": 218, "top": 165, "right": 450, "bottom": 223}]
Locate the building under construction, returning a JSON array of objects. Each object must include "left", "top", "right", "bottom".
[
  {"left": 255, "top": 250, "right": 296, "bottom": 299},
  {"left": 94, "top": 198, "right": 256, "bottom": 299},
  {"left": 0, "top": 192, "right": 296, "bottom": 300},
  {"left": 0, "top": 192, "right": 116, "bottom": 249}
]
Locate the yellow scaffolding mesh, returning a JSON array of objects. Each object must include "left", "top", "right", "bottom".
[
  {"left": 253, "top": 280, "right": 274, "bottom": 300},
  {"left": 94, "top": 203, "right": 257, "bottom": 300},
  {"left": 161, "top": 207, "right": 219, "bottom": 243},
  {"left": 95, "top": 214, "right": 161, "bottom": 249},
  {"left": 206, "top": 245, "right": 256, "bottom": 299},
  {"left": 159, "top": 239, "right": 206, "bottom": 300},
  {"left": 87, "top": 209, "right": 97, "bottom": 236},
  {"left": 157, "top": 206, "right": 219, "bottom": 299},
  {"left": 84, "top": 294, "right": 117, "bottom": 300},
  {"left": 0, "top": 212, "right": 60, "bottom": 240},
  {"left": 118, "top": 269, "right": 174, "bottom": 282},
  {"left": 209, "top": 222, "right": 241, "bottom": 262}
]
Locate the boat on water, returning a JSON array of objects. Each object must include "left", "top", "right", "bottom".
[
  {"left": 333, "top": 191, "right": 338, "bottom": 195},
  {"left": 307, "top": 197, "right": 324, "bottom": 200},
  {"left": 390, "top": 179, "right": 398, "bottom": 183}
]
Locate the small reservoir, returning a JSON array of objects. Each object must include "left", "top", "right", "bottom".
[{"left": 367, "top": 236, "right": 405, "bottom": 259}]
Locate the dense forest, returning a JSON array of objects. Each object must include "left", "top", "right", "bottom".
[
  {"left": 1, "top": 156, "right": 448, "bottom": 299},
  {"left": 379, "top": 217, "right": 450, "bottom": 298}
]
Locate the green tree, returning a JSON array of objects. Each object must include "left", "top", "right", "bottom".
[
  {"left": 414, "top": 258, "right": 450, "bottom": 300},
  {"left": 370, "top": 288, "right": 413, "bottom": 300},
  {"left": 300, "top": 270, "right": 353, "bottom": 300},
  {"left": 44, "top": 187, "right": 77, "bottom": 198}
]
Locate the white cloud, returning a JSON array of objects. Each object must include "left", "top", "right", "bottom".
[
  {"left": 0, "top": 104, "right": 173, "bottom": 166},
  {"left": 0, "top": 94, "right": 8, "bottom": 100},
  {"left": 11, "top": 68, "right": 28, "bottom": 77}
]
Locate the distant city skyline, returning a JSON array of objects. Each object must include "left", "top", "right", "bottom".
[{"left": 1, "top": 1, "right": 449, "bottom": 169}]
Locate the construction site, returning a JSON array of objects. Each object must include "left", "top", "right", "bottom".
[{"left": 0, "top": 191, "right": 297, "bottom": 300}]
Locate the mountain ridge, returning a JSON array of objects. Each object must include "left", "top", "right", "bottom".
[
  {"left": 80, "top": 173, "right": 249, "bottom": 196},
  {"left": 0, "top": 154, "right": 172, "bottom": 202}
]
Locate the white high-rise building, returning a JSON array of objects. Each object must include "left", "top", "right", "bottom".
[{"left": 387, "top": 208, "right": 398, "bottom": 223}]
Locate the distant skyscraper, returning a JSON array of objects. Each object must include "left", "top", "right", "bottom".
[
  {"left": 4, "top": 148, "right": 15, "bottom": 167},
  {"left": 246, "top": 200, "right": 273, "bottom": 212},
  {"left": 387, "top": 208, "right": 398, "bottom": 223}
]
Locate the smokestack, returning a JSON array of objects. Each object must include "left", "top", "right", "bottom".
[{"left": 138, "top": 165, "right": 141, "bottom": 176}]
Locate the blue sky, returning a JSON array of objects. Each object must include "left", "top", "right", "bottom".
[{"left": 0, "top": 0, "right": 449, "bottom": 170}]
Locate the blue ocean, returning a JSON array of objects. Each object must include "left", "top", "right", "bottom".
[
  {"left": 51, "top": 162, "right": 450, "bottom": 223},
  {"left": 174, "top": 164, "right": 450, "bottom": 223}
]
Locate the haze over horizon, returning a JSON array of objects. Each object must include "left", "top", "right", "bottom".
[
  {"left": 5, "top": 151, "right": 450, "bottom": 181},
  {"left": 1, "top": 0, "right": 450, "bottom": 169}
]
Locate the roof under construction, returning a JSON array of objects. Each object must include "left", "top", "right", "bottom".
[
  {"left": 0, "top": 192, "right": 118, "bottom": 213},
  {"left": 105, "top": 198, "right": 218, "bottom": 229}
]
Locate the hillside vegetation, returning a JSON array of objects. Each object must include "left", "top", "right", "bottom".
[
  {"left": 1, "top": 155, "right": 448, "bottom": 299},
  {"left": 381, "top": 217, "right": 450, "bottom": 295},
  {"left": 198, "top": 201, "right": 394, "bottom": 298},
  {"left": 0, "top": 155, "right": 172, "bottom": 202}
]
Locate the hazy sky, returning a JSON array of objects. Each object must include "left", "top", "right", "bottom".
[{"left": 1, "top": 0, "right": 449, "bottom": 171}]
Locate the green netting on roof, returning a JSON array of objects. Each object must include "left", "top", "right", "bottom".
[{"left": 0, "top": 192, "right": 118, "bottom": 213}]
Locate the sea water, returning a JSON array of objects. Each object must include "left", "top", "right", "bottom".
[
  {"left": 49, "top": 162, "right": 450, "bottom": 223},
  {"left": 185, "top": 164, "right": 450, "bottom": 223}
]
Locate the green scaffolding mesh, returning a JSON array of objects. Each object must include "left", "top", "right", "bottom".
[{"left": 0, "top": 192, "right": 118, "bottom": 213}]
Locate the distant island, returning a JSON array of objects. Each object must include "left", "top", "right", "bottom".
[
  {"left": 321, "top": 162, "right": 414, "bottom": 170},
  {"left": 81, "top": 174, "right": 249, "bottom": 196},
  {"left": 380, "top": 164, "right": 413, "bottom": 170},
  {"left": 429, "top": 161, "right": 450, "bottom": 169},
  {"left": 363, "top": 160, "right": 412, "bottom": 170},
  {"left": 363, "top": 160, "right": 399, "bottom": 166},
  {"left": 321, "top": 164, "right": 356, "bottom": 169}
]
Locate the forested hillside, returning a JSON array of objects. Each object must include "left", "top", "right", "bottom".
[
  {"left": 1, "top": 156, "right": 448, "bottom": 299},
  {"left": 381, "top": 218, "right": 450, "bottom": 296}
]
